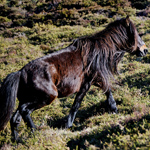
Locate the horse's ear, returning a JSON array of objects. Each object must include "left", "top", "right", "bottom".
[{"left": 125, "top": 16, "right": 130, "bottom": 26}]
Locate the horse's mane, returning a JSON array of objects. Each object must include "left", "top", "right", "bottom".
[{"left": 72, "top": 17, "right": 138, "bottom": 91}]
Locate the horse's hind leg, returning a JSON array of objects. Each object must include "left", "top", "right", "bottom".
[
  {"left": 105, "top": 89, "right": 117, "bottom": 113},
  {"left": 18, "top": 82, "right": 58, "bottom": 132},
  {"left": 10, "top": 109, "right": 22, "bottom": 141}
]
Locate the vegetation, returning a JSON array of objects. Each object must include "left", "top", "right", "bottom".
[{"left": 0, "top": 0, "right": 150, "bottom": 149}]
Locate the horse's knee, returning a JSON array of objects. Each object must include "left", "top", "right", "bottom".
[{"left": 10, "top": 110, "right": 22, "bottom": 126}]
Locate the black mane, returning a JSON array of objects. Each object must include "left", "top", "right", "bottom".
[{"left": 73, "top": 17, "right": 138, "bottom": 91}]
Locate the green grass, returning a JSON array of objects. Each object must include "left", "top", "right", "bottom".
[{"left": 0, "top": 0, "right": 150, "bottom": 149}]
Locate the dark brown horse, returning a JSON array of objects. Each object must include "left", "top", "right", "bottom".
[{"left": 0, "top": 16, "right": 148, "bottom": 141}]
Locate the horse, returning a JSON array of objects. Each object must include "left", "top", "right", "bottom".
[{"left": 0, "top": 16, "right": 148, "bottom": 141}]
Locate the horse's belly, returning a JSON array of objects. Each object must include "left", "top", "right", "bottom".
[{"left": 57, "top": 76, "right": 82, "bottom": 98}]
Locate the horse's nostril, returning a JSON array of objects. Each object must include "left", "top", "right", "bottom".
[{"left": 144, "top": 49, "right": 148, "bottom": 54}]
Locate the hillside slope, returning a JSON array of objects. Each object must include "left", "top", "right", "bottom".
[{"left": 0, "top": 0, "right": 150, "bottom": 149}]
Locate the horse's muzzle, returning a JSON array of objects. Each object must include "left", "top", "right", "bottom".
[{"left": 136, "top": 44, "right": 148, "bottom": 57}]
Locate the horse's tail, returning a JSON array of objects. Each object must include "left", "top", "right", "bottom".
[{"left": 0, "top": 71, "right": 21, "bottom": 131}]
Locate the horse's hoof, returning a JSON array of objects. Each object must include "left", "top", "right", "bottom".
[
  {"left": 11, "top": 136, "right": 21, "bottom": 143},
  {"left": 108, "top": 107, "right": 118, "bottom": 114}
]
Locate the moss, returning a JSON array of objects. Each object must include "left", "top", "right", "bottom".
[{"left": 0, "top": 16, "right": 10, "bottom": 23}]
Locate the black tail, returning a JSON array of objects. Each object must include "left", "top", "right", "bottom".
[{"left": 0, "top": 71, "right": 21, "bottom": 131}]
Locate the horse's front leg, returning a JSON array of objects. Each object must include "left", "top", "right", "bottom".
[
  {"left": 105, "top": 88, "right": 117, "bottom": 113},
  {"left": 66, "top": 82, "right": 91, "bottom": 128}
]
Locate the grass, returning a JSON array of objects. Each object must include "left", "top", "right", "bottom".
[{"left": 0, "top": 0, "right": 150, "bottom": 149}]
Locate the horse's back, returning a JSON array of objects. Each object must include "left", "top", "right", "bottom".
[{"left": 17, "top": 45, "right": 84, "bottom": 102}]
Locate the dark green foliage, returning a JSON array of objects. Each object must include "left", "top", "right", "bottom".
[
  {"left": 0, "top": 0, "right": 140, "bottom": 28},
  {"left": 129, "top": 0, "right": 150, "bottom": 9}
]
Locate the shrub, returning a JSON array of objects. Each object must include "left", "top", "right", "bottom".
[
  {"left": 0, "top": 16, "right": 10, "bottom": 23},
  {"left": 0, "top": 5, "right": 11, "bottom": 16},
  {"left": 95, "top": 0, "right": 131, "bottom": 8},
  {"left": 130, "top": 0, "right": 150, "bottom": 9},
  {"left": 60, "top": 0, "right": 96, "bottom": 9},
  {"left": 2, "top": 29, "right": 13, "bottom": 38},
  {"left": 12, "top": 19, "right": 26, "bottom": 27}
]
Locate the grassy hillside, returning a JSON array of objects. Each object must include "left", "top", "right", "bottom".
[{"left": 0, "top": 0, "right": 150, "bottom": 149}]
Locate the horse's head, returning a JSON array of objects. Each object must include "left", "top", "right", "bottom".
[
  {"left": 124, "top": 16, "right": 148, "bottom": 57},
  {"left": 135, "top": 35, "right": 148, "bottom": 57}
]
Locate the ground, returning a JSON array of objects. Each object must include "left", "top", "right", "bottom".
[{"left": 0, "top": 0, "right": 150, "bottom": 149}]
